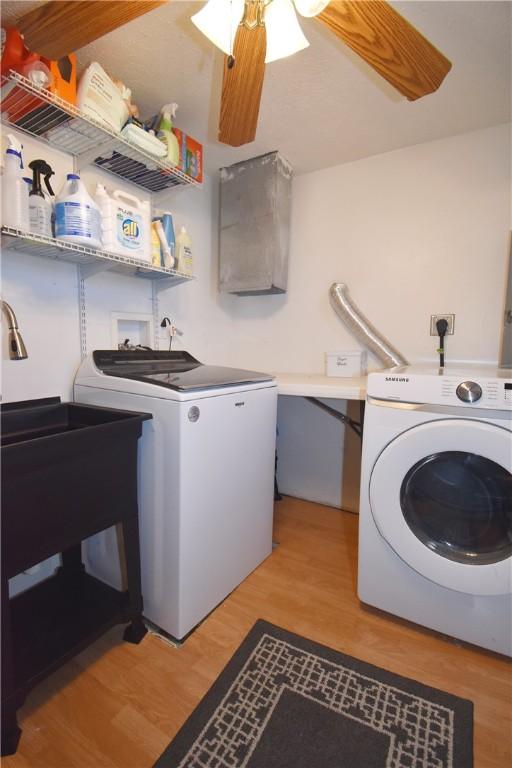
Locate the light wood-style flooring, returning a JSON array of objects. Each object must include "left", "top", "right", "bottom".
[{"left": 4, "top": 497, "right": 512, "bottom": 767}]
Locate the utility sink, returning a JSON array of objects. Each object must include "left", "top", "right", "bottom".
[
  {"left": 1, "top": 397, "right": 152, "bottom": 756},
  {"left": 1, "top": 397, "right": 148, "bottom": 446},
  {"left": 1, "top": 396, "right": 151, "bottom": 579}
]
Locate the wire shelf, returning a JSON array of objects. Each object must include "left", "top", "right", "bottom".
[
  {"left": 0, "top": 72, "right": 201, "bottom": 194},
  {"left": 1, "top": 228, "right": 194, "bottom": 285}
]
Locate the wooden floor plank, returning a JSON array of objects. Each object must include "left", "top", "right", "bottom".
[{"left": 4, "top": 497, "right": 511, "bottom": 767}]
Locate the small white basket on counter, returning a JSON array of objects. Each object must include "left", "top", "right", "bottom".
[{"left": 325, "top": 350, "right": 367, "bottom": 378}]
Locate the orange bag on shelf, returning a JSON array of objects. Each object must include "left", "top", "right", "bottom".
[
  {"left": 1, "top": 26, "right": 76, "bottom": 129},
  {"left": 41, "top": 54, "right": 77, "bottom": 106}
]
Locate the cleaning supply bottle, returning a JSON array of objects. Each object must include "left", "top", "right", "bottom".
[
  {"left": 161, "top": 212, "right": 175, "bottom": 265},
  {"left": 152, "top": 217, "right": 174, "bottom": 269},
  {"left": 28, "top": 159, "right": 55, "bottom": 237},
  {"left": 150, "top": 221, "right": 162, "bottom": 267},
  {"left": 1, "top": 133, "right": 29, "bottom": 231},
  {"left": 176, "top": 226, "right": 193, "bottom": 275},
  {"left": 157, "top": 103, "right": 180, "bottom": 166},
  {"left": 22, "top": 176, "right": 32, "bottom": 228},
  {"left": 54, "top": 173, "right": 101, "bottom": 248}
]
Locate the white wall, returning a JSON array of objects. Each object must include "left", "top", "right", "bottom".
[{"left": 220, "top": 123, "right": 511, "bottom": 373}]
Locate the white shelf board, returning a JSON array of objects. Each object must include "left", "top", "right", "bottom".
[{"left": 273, "top": 372, "right": 367, "bottom": 401}]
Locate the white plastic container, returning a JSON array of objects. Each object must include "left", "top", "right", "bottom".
[
  {"left": 76, "top": 62, "right": 129, "bottom": 133},
  {"left": 54, "top": 173, "right": 101, "bottom": 248},
  {"left": 153, "top": 218, "right": 174, "bottom": 269},
  {"left": 95, "top": 185, "right": 151, "bottom": 262},
  {"left": 28, "top": 191, "right": 52, "bottom": 237},
  {"left": 175, "top": 226, "right": 193, "bottom": 275},
  {"left": 1, "top": 134, "right": 29, "bottom": 231},
  {"left": 325, "top": 350, "right": 367, "bottom": 378},
  {"left": 21, "top": 177, "right": 31, "bottom": 232}
]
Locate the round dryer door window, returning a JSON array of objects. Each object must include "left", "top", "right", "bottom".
[
  {"left": 400, "top": 451, "right": 511, "bottom": 565},
  {"left": 369, "top": 419, "right": 512, "bottom": 596}
]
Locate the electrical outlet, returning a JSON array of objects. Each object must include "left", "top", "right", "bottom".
[{"left": 430, "top": 314, "right": 455, "bottom": 336}]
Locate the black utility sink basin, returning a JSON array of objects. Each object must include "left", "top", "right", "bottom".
[
  {"left": 1, "top": 397, "right": 145, "bottom": 446},
  {"left": 1, "top": 397, "right": 151, "bottom": 579}
]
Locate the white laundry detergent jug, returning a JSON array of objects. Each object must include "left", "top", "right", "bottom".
[
  {"left": 54, "top": 174, "right": 102, "bottom": 248},
  {"left": 95, "top": 185, "right": 151, "bottom": 262}
]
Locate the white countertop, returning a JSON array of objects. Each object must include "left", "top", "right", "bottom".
[{"left": 273, "top": 373, "right": 367, "bottom": 400}]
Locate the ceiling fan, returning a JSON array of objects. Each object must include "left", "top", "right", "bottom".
[
  {"left": 13, "top": 1, "right": 451, "bottom": 150},
  {"left": 191, "top": 0, "right": 452, "bottom": 147}
]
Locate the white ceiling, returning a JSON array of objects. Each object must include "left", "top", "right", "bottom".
[{"left": 2, "top": 1, "right": 511, "bottom": 175}]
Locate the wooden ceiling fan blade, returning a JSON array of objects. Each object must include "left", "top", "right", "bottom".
[
  {"left": 218, "top": 24, "right": 266, "bottom": 147},
  {"left": 316, "top": 0, "right": 452, "bottom": 101},
  {"left": 17, "top": 1, "right": 168, "bottom": 59}
]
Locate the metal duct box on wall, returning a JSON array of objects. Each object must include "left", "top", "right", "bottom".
[{"left": 219, "top": 151, "right": 292, "bottom": 295}]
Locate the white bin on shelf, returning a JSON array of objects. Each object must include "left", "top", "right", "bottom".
[{"left": 325, "top": 350, "right": 367, "bottom": 378}]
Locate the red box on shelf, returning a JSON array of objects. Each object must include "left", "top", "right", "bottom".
[{"left": 173, "top": 128, "right": 203, "bottom": 183}]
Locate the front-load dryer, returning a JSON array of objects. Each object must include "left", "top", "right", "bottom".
[
  {"left": 358, "top": 364, "right": 512, "bottom": 656},
  {"left": 75, "top": 350, "right": 277, "bottom": 640}
]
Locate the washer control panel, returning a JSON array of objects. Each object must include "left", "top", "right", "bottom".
[
  {"left": 440, "top": 377, "right": 503, "bottom": 407},
  {"left": 456, "top": 381, "right": 483, "bottom": 403},
  {"left": 368, "top": 368, "right": 512, "bottom": 410}
]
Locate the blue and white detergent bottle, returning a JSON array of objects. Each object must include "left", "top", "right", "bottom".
[{"left": 55, "top": 173, "right": 102, "bottom": 248}]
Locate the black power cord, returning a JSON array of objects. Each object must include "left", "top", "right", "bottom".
[
  {"left": 160, "top": 317, "right": 172, "bottom": 350},
  {"left": 436, "top": 318, "right": 449, "bottom": 368}
]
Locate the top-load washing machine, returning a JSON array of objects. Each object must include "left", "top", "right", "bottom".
[
  {"left": 358, "top": 364, "right": 512, "bottom": 656},
  {"left": 75, "top": 350, "right": 277, "bottom": 640}
]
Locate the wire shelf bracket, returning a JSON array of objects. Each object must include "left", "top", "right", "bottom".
[{"left": 79, "top": 261, "right": 114, "bottom": 280}]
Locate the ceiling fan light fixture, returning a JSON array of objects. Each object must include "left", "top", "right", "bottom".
[
  {"left": 264, "top": 0, "right": 310, "bottom": 63},
  {"left": 293, "top": 0, "right": 330, "bottom": 17},
  {"left": 191, "top": 0, "right": 245, "bottom": 56}
]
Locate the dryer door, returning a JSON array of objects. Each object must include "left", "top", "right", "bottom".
[{"left": 369, "top": 419, "right": 512, "bottom": 595}]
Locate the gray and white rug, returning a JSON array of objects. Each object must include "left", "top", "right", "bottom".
[{"left": 154, "top": 620, "right": 473, "bottom": 767}]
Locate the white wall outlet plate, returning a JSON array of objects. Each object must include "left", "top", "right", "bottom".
[{"left": 430, "top": 314, "right": 455, "bottom": 335}]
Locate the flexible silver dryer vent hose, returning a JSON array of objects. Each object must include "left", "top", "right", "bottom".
[{"left": 329, "top": 283, "right": 408, "bottom": 369}]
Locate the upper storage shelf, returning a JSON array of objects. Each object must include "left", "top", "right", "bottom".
[{"left": 1, "top": 71, "right": 201, "bottom": 194}]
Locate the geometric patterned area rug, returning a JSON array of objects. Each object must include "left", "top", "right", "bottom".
[{"left": 154, "top": 620, "right": 473, "bottom": 768}]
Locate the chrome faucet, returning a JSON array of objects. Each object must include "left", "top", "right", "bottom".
[{"left": 1, "top": 300, "right": 28, "bottom": 360}]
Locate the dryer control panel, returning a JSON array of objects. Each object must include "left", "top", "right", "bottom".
[{"left": 368, "top": 367, "right": 512, "bottom": 410}]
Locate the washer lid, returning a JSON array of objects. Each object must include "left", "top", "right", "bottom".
[
  {"left": 92, "top": 350, "right": 273, "bottom": 391},
  {"left": 369, "top": 418, "right": 512, "bottom": 596}
]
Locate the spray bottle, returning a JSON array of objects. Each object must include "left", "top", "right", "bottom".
[
  {"left": 23, "top": 176, "right": 32, "bottom": 225},
  {"left": 157, "top": 103, "right": 180, "bottom": 166},
  {"left": 1, "top": 133, "right": 29, "bottom": 231},
  {"left": 28, "top": 159, "right": 55, "bottom": 237}
]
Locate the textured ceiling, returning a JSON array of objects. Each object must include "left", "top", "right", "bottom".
[{"left": 2, "top": 1, "right": 511, "bottom": 175}]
